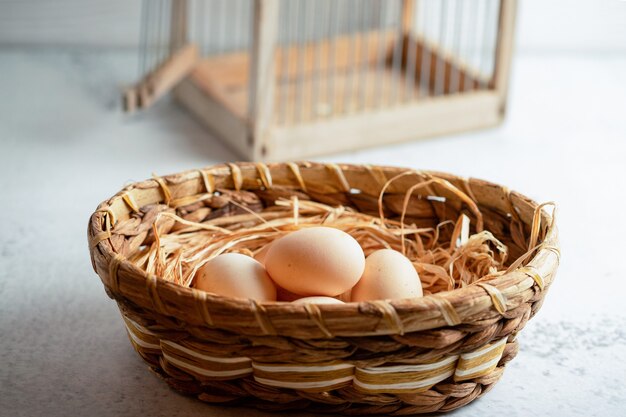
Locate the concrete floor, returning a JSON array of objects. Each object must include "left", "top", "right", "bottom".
[{"left": 1, "top": 49, "right": 625, "bottom": 416}]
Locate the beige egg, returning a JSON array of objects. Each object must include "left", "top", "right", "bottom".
[
  {"left": 265, "top": 227, "right": 365, "bottom": 296},
  {"left": 292, "top": 296, "right": 344, "bottom": 305},
  {"left": 351, "top": 249, "right": 423, "bottom": 301},
  {"left": 194, "top": 253, "right": 276, "bottom": 301}
]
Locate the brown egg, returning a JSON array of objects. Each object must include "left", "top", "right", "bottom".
[
  {"left": 194, "top": 253, "right": 276, "bottom": 301},
  {"left": 265, "top": 227, "right": 365, "bottom": 296},
  {"left": 351, "top": 249, "right": 423, "bottom": 301},
  {"left": 292, "top": 296, "right": 344, "bottom": 305}
]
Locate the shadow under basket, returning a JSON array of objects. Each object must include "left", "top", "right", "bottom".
[{"left": 87, "top": 162, "right": 559, "bottom": 415}]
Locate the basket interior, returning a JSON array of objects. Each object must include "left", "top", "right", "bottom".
[
  {"left": 106, "top": 165, "right": 548, "bottom": 266},
  {"left": 88, "top": 163, "right": 558, "bottom": 339}
]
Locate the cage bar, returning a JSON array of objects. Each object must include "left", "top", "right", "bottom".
[{"left": 124, "top": 0, "right": 517, "bottom": 161}]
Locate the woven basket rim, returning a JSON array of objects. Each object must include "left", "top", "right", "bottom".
[{"left": 88, "top": 162, "right": 559, "bottom": 338}]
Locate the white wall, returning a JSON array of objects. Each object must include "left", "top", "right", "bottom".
[
  {"left": 1, "top": 0, "right": 626, "bottom": 52},
  {"left": 0, "top": 0, "right": 142, "bottom": 48},
  {"left": 517, "top": 0, "right": 626, "bottom": 52}
]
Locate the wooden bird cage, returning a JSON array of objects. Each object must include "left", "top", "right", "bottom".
[{"left": 125, "top": 0, "right": 517, "bottom": 161}]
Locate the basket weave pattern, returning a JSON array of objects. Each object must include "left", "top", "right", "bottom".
[{"left": 88, "top": 162, "right": 559, "bottom": 414}]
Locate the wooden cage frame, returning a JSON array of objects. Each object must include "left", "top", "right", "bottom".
[{"left": 125, "top": 0, "right": 517, "bottom": 161}]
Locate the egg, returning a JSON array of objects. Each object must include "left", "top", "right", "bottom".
[
  {"left": 292, "top": 296, "right": 344, "bottom": 305},
  {"left": 264, "top": 227, "right": 365, "bottom": 296},
  {"left": 351, "top": 249, "right": 423, "bottom": 301},
  {"left": 194, "top": 253, "right": 276, "bottom": 301}
]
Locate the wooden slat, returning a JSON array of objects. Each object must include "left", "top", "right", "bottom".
[
  {"left": 265, "top": 91, "right": 502, "bottom": 161},
  {"left": 399, "top": 34, "right": 490, "bottom": 94},
  {"left": 125, "top": 44, "right": 199, "bottom": 111},
  {"left": 493, "top": 0, "right": 518, "bottom": 114},
  {"left": 248, "top": 0, "right": 280, "bottom": 160},
  {"left": 188, "top": 63, "right": 247, "bottom": 120},
  {"left": 173, "top": 78, "right": 249, "bottom": 158},
  {"left": 401, "top": 0, "right": 415, "bottom": 36},
  {"left": 169, "top": 0, "right": 188, "bottom": 54}
]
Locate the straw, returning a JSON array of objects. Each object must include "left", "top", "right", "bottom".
[{"left": 129, "top": 183, "right": 509, "bottom": 295}]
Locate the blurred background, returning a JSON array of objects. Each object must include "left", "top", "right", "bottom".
[
  {"left": 2, "top": 1, "right": 625, "bottom": 50},
  {"left": 1, "top": 1, "right": 625, "bottom": 417}
]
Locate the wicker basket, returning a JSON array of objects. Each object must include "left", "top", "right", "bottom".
[{"left": 87, "top": 162, "right": 559, "bottom": 414}]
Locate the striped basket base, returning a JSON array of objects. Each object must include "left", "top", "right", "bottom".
[{"left": 122, "top": 312, "right": 518, "bottom": 414}]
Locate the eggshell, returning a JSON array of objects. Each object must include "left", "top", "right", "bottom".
[
  {"left": 292, "top": 296, "right": 344, "bottom": 305},
  {"left": 351, "top": 249, "right": 423, "bottom": 301},
  {"left": 194, "top": 253, "right": 276, "bottom": 301},
  {"left": 265, "top": 227, "right": 365, "bottom": 296}
]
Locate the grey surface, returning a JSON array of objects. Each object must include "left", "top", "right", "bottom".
[{"left": 1, "top": 49, "right": 626, "bottom": 416}]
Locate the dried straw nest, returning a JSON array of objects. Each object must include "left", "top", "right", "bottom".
[{"left": 88, "top": 162, "right": 559, "bottom": 414}]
